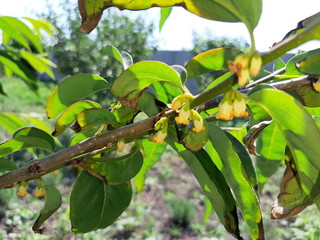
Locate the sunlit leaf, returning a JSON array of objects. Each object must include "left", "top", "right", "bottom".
[
  {"left": 134, "top": 139, "right": 166, "bottom": 192},
  {"left": 249, "top": 88, "right": 320, "bottom": 217},
  {"left": 70, "top": 171, "right": 132, "bottom": 233},
  {"left": 185, "top": 48, "right": 243, "bottom": 78},
  {"left": 111, "top": 61, "right": 183, "bottom": 102},
  {"left": 32, "top": 185, "right": 62, "bottom": 234},
  {"left": 79, "top": 0, "right": 262, "bottom": 34},
  {"left": 72, "top": 108, "right": 118, "bottom": 133},
  {"left": 159, "top": 7, "right": 172, "bottom": 31},
  {"left": 151, "top": 81, "right": 183, "bottom": 104},
  {"left": 0, "top": 113, "right": 27, "bottom": 134},
  {"left": 52, "top": 100, "right": 101, "bottom": 136},
  {"left": 46, "top": 74, "right": 110, "bottom": 119},
  {"left": 207, "top": 123, "right": 264, "bottom": 240},
  {"left": 166, "top": 135, "right": 241, "bottom": 239},
  {"left": 89, "top": 144, "right": 143, "bottom": 184}
]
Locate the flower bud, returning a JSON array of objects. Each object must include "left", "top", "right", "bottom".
[
  {"left": 17, "top": 181, "right": 28, "bottom": 197},
  {"left": 182, "top": 121, "right": 208, "bottom": 151},
  {"left": 191, "top": 110, "right": 205, "bottom": 132},
  {"left": 117, "top": 138, "right": 126, "bottom": 152},
  {"left": 171, "top": 93, "right": 193, "bottom": 111},
  {"left": 249, "top": 53, "right": 262, "bottom": 77},
  {"left": 313, "top": 79, "right": 320, "bottom": 92},
  {"left": 34, "top": 184, "right": 46, "bottom": 198},
  {"left": 175, "top": 103, "right": 191, "bottom": 125}
]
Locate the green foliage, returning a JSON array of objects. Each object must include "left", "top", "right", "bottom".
[
  {"left": 1, "top": 1, "right": 320, "bottom": 240},
  {"left": 168, "top": 198, "right": 196, "bottom": 228}
]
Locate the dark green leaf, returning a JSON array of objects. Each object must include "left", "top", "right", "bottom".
[
  {"left": 0, "top": 159, "right": 17, "bottom": 172},
  {"left": 70, "top": 171, "right": 132, "bottom": 233},
  {"left": 89, "top": 144, "right": 143, "bottom": 184}
]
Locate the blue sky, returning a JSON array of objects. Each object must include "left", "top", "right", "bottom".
[{"left": 1, "top": 0, "right": 319, "bottom": 52}]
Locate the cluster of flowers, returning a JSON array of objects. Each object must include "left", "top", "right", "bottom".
[{"left": 17, "top": 181, "right": 45, "bottom": 197}]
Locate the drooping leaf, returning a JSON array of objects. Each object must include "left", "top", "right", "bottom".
[
  {"left": 71, "top": 108, "right": 118, "bottom": 133},
  {"left": 0, "top": 112, "right": 27, "bottom": 134},
  {"left": 166, "top": 135, "right": 241, "bottom": 239},
  {"left": 32, "top": 185, "right": 62, "bottom": 234},
  {"left": 20, "top": 51, "right": 56, "bottom": 79},
  {"left": 0, "top": 159, "right": 17, "bottom": 172},
  {"left": 52, "top": 100, "right": 102, "bottom": 136},
  {"left": 23, "top": 17, "right": 56, "bottom": 38},
  {"left": 159, "top": 7, "right": 172, "bottom": 31},
  {"left": 70, "top": 171, "right": 132, "bottom": 233},
  {"left": 89, "top": 144, "right": 143, "bottom": 184},
  {"left": 255, "top": 122, "right": 286, "bottom": 191},
  {"left": 185, "top": 48, "right": 243, "bottom": 78},
  {"left": 207, "top": 123, "right": 264, "bottom": 240},
  {"left": 78, "top": 0, "right": 262, "bottom": 34},
  {"left": 226, "top": 132, "right": 258, "bottom": 193},
  {"left": 46, "top": 74, "right": 110, "bottom": 119},
  {"left": 134, "top": 139, "right": 167, "bottom": 192},
  {"left": 249, "top": 88, "right": 320, "bottom": 217},
  {"left": 111, "top": 61, "right": 183, "bottom": 104}
]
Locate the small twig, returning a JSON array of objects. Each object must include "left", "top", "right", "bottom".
[{"left": 244, "top": 67, "right": 286, "bottom": 89}]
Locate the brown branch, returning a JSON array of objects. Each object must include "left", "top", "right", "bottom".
[{"left": 0, "top": 76, "right": 315, "bottom": 189}]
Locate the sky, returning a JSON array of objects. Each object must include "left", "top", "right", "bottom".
[{"left": 1, "top": 0, "right": 319, "bottom": 52}]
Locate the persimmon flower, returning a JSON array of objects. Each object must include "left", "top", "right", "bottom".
[
  {"left": 313, "top": 79, "right": 320, "bottom": 92},
  {"left": 191, "top": 110, "right": 205, "bottom": 132},
  {"left": 216, "top": 90, "right": 248, "bottom": 120},
  {"left": 216, "top": 96, "right": 234, "bottom": 121},
  {"left": 175, "top": 104, "right": 191, "bottom": 125},
  {"left": 117, "top": 138, "right": 125, "bottom": 152},
  {"left": 170, "top": 93, "right": 193, "bottom": 111},
  {"left": 34, "top": 184, "right": 46, "bottom": 198},
  {"left": 149, "top": 117, "right": 168, "bottom": 144},
  {"left": 228, "top": 52, "right": 262, "bottom": 87},
  {"left": 17, "top": 182, "right": 28, "bottom": 197}
]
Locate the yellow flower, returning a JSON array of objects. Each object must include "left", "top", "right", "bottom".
[
  {"left": 228, "top": 52, "right": 262, "bottom": 87},
  {"left": 250, "top": 53, "right": 262, "bottom": 77},
  {"left": 34, "top": 185, "right": 46, "bottom": 198},
  {"left": 313, "top": 79, "right": 320, "bottom": 92},
  {"left": 191, "top": 110, "right": 205, "bottom": 132},
  {"left": 54, "top": 170, "right": 59, "bottom": 177},
  {"left": 17, "top": 185, "right": 27, "bottom": 197},
  {"left": 117, "top": 138, "right": 125, "bottom": 152},
  {"left": 232, "top": 93, "right": 249, "bottom": 118},
  {"left": 216, "top": 95, "right": 234, "bottom": 120},
  {"left": 175, "top": 104, "right": 191, "bottom": 125},
  {"left": 149, "top": 130, "right": 167, "bottom": 144}
]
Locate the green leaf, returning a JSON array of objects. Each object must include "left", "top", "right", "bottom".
[
  {"left": 0, "top": 159, "right": 17, "bottom": 172},
  {"left": 32, "top": 185, "right": 62, "bottom": 234},
  {"left": 249, "top": 88, "right": 320, "bottom": 216},
  {"left": 70, "top": 171, "right": 132, "bottom": 233},
  {"left": 46, "top": 74, "right": 110, "bottom": 119},
  {"left": 103, "top": 45, "right": 125, "bottom": 68},
  {"left": 185, "top": 48, "right": 243, "bottom": 78},
  {"left": 166, "top": 136, "right": 241, "bottom": 239},
  {"left": 72, "top": 108, "right": 118, "bottom": 133},
  {"left": 112, "top": 106, "right": 138, "bottom": 126},
  {"left": 52, "top": 100, "right": 102, "bottom": 136},
  {"left": 159, "top": 7, "right": 172, "bottom": 31},
  {"left": 79, "top": 0, "right": 261, "bottom": 34},
  {"left": 207, "top": 123, "right": 264, "bottom": 240},
  {"left": 286, "top": 48, "right": 320, "bottom": 75},
  {"left": 134, "top": 139, "right": 166, "bottom": 192},
  {"left": 89, "top": 144, "right": 143, "bottom": 184},
  {"left": 171, "top": 65, "right": 188, "bottom": 84},
  {"left": 20, "top": 51, "right": 56, "bottom": 79},
  {"left": 137, "top": 92, "right": 159, "bottom": 117},
  {"left": 69, "top": 129, "right": 97, "bottom": 146},
  {"left": 23, "top": 17, "right": 56, "bottom": 38},
  {"left": 255, "top": 122, "right": 286, "bottom": 191},
  {"left": 151, "top": 81, "right": 183, "bottom": 104},
  {"left": 0, "top": 113, "right": 27, "bottom": 134},
  {"left": 13, "top": 127, "right": 56, "bottom": 152},
  {"left": 111, "top": 61, "right": 183, "bottom": 100},
  {"left": 226, "top": 132, "right": 258, "bottom": 193}
]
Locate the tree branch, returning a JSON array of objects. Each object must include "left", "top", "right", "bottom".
[{"left": 0, "top": 76, "right": 315, "bottom": 189}]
